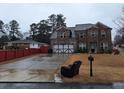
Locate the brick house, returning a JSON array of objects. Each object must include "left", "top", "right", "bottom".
[{"left": 50, "top": 22, "right": 112, "bottom": 53}]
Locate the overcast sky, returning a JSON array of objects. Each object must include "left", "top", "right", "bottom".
[{"left": 0, "top": 3, "right": 123, "bottom": 40}]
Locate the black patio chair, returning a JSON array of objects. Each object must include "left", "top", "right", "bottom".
[
  {"left": 61, "top": 60, "right": 82, "bottom": 78},
  {"left": 73, "top": 61, "right": 82, "bottom": 75}
]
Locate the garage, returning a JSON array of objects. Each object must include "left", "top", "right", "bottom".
[{"left": 53, "top": 45, "right": 74, "bottom": 53}]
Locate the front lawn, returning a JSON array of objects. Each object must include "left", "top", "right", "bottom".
[{"left": 60, "top": 53, "right": 124, "bottom": 83}]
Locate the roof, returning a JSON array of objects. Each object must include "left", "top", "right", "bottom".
[
  {"left": 50, "top": 22, "right": 112, "bottom": 39},
  {"left": 68, "top": 27, "right": 75, "bottom": 31},
  {"left": 75, "top": 24, "right": 97, "bottom": 31},
  {"left": 6, "top": 40, "right": 48, "bottom": 45},
  {"left": 56, "top": 26, "right": 68, "bottom": 31},
  {"left": 75, "top": 22, "right": 112, "bottom": 31},
  {"left": 95, "top": 22, "right": 112, "bottom": 29}
]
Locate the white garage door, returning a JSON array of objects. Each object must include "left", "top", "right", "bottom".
[{"left": 53, "top": 45, "right": 74, "bottom": 53}]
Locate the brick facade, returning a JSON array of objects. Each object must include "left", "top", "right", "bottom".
[{"left": 50, "top": 22, "right": 112, "bottom": 53}]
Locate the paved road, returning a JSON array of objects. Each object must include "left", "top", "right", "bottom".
[
  {"left": 0, "top": 82, "right": 123, "bottom": 89},
  {"left": 0, "top": 54, "right": 69, "bottom": 82}
]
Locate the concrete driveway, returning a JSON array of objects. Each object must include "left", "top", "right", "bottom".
[{"left": 0, "top": 54, "right": 69, "bottom": 82}]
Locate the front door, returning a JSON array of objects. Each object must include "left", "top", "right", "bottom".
[{"left": 90, "top": 42, "right": 97, "bottom": 53}]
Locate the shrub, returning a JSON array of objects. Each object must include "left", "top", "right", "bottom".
[
  {"left": 77, "top": 47, "right": 83, "bottom": 53},
  {"left": 76, "top": 47, "right": 88, "bottom": 53},
  {"left": 99, "top": 48, "right": 104, "bottom": 54},
  {"left": 107, "top": 49, "right": 112, "bottom": 54},
  {"left": 82, "top": 47, "right": 88, "bottom": 53}
]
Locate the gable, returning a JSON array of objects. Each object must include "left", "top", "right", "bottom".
[{"left": 95, "top": 22, "right": 112, "bottom": 30}]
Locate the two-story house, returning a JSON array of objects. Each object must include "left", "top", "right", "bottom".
[{"left": 50, "top": 22, "right": 112, "bottom": 53}]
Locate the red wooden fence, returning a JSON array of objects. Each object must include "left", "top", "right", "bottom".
[
  {"left": 0, "top": 51, "right": 6, "bottom": 62},
  {"left": 6, "top": 51, "right": 15, "bottom": 60},
  {"left": 40, "top": 46, "right": 49, "bottom": 53},
  {"left": 0, "top": 47, "right": 48, "bottom": 62}
]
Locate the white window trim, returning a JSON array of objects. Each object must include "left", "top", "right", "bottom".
[
  {"left": 91, "top": 31, "right": 97, "bottom": 37},
  {"left": 101, "top": 32, "right": 106, "bottom": 38}
]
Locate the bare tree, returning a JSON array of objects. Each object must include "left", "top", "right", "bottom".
[{"left": 114, "top": 7, "right": 124, "bottom": 45}]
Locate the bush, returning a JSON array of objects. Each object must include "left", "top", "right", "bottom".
[
  {"left": 99, "top": 48, "right": 112, "bottom": 54},
  {"left": 76, "top": 47, "right": 87, "bottom": 53},
  {"left": 82, "top": 47, "right": 88, "bottom": 53},
  {"left": 77, "top": 47, "right": 83, "bottom": 53},
  {"left": 106, "top": 49, "right": 112, "bottom": 54},
  {"left": 99, "top": 48, "right": 104, "bottom": 54}
]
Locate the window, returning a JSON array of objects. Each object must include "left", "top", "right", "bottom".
[
  {"left": 101, "top": 31, "right": 106, "bottom": 38},
  {"left": 91, "top": 32, "right": 97, "bottom": 38},
  {"left": 60, "top": 33, "right": 64, "bottom": 38},
  {"left": 100, "top": 43, "right": 108, "bottom": 49},
  {"left": 80, "top": 33, "right": 85, "bottom": 38},
  {"left": 80, "top": 35, "right": 83, "bottom": 38},
  {"left": 60, "top": 32, "right": 66, "bottom": 38},
  {"left": 105, "top": 43, "right": 108, "bottom": 48},
  {"left": 61, "top": 36, "right": 63, "bottom": 38},
  {"left": 58, "top": 32, "right": 62, "bottom": 38},
  {"left": 100, "top": 43, "right": 103, "bottom": 47},
  {"left": 100, "top": 43, "right": 103, "bottom": 49},
  {"left": 63, "top": 32, "right": 66, "bottom": 38},
  {"left": 79, "top": 43, "right": 86, "bottom": 48},
  {"left": 69, "top": 30, "right": 72, "bottom": 38}
]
